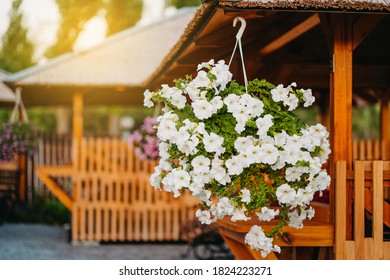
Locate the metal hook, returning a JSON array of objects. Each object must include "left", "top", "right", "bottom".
[{"left": 233, "top": 17, "right": 246, "bottom": 40}]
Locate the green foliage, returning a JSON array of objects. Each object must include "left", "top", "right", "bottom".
[
  {"left": 7, "top": 197, "right": 70, "bottom": 225},
  {"left": 0, "top": 0, "right": 35, "bottom": 73},
  {"left": 105, "top": 0, "right": 143, "bottom": 36},
  {"left": 83, "top": 106, "right": 154, "bottom": 136},
  {"left": 165, "top": 0, "right": 201, "bottom": 8},
  {"left": 45, "top": 0, "right": 103, "bottom": 58},
  {"left": 27, "top": 107, "right": 57, "bottom": 132}
]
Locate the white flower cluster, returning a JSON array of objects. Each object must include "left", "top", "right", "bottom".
[{"left": 145, "top": 59, "right": 331, "bottom": 257}]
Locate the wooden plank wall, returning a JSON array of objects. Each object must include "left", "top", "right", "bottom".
[
  {"left": 72, "top": 138, "right": 199, "bottom": 242},
  {"left": 335, "top": 160, "right": 390, "bottom": 259}
]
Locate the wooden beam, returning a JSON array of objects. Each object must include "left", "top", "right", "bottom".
[
  {"left": 329, "top": 15, "right": 354, "bottom": 169},
  {"left": 35, "top": 166, "right": 74, "bottom": 211},
  {"left": 353, "top": 14, "right": 384, "bottom": 50},
  {"left": 260, "top": 14, "right": 320, "bottom": 56}
]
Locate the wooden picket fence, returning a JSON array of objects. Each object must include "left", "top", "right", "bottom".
[
  {"left": 353, "top": 139, "right": 390, "bottom": 160},
  {"left": 335, "top": 160, "right": 390, "bottom": 259},
  {"left": 71, "top": 138, "right": 199, "bottom": 242}
]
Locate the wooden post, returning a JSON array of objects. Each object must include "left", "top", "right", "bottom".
[
  {"left": 329, "top": 14, "right": 354, "bottom": 242},
  {"left": 18, "top": 154, "right": 26, "bottom": 202},
  {"left": 72, "top": 92, "right": 83, "bottom": 170},
  {"left": 72, "top": 92, "right": 83, "bottom": 141},
  {"left": 330, "top": 14, "right": 353, "bottom": 170}
]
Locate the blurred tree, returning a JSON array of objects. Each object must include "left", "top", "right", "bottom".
[
  {"left": 46, "top": 0, "right": 144, "bottom": 58},
  {"left": 165, "top": 0, "right": 200, "bottom": 8},
  {"left": 104, "top": 0, "right": 143, "bottom": 36},
  {"left": 45, "top": 0, "right": 103, "bottom": 58},
  {"left": 0, "top": 0, "right": 35, "bottom": 73}
]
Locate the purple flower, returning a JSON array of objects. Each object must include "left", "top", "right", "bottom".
[{"left": 127, "top": 117, "right": 159, "bottom": 160}]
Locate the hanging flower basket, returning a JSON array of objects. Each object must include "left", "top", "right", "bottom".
[
  {"left": 127, "top": 116, "right": 159, "bottom": 161},
  {"left": 144, "top": 58, "right": 331, "bottom": 257},
  {"left": 0, "top": 121, "right": 36, "bottom": 162}
]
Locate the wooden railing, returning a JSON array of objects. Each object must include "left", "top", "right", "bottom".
[
  {"left": 71, "top": 138, "right": 199, "bottom": 242},
  {"left": 335, "top": 160, "right": 390, "bottom": 259},
  {"left": 353, "top": 139, "right": 390, "bottom": 160}
]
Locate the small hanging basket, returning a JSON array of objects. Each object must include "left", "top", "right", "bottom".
[{"left": 0, "top": 88, "right": 36, "bottom": 163}]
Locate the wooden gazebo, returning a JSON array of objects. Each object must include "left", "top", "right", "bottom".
[
  {"left": 146, "top": 0, "right": 390, "bottom": 259},
  {"left": 3, "top": 9, "right": 199, "bottom": 243}
]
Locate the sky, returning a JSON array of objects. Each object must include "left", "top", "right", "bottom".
[{"left": 0, "top": 0, "right": 171, "bottom": 61}]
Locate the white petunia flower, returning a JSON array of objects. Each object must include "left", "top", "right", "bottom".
[
  {"left": 274, "top": 131, "right": 288, "bottom": 147},
  {"left": 143, "top": 89, "right": 154, "bottom": 107},
  {"left": 319, "top": 142, "right": 331, "bottom": 164},
  {"left": 158, "top": 142, "right": 170, "bottom": 160},
  {"left": 245, "top": 225, "right": 280, "bottom": 257},
  {"left": 283, "top": 93, "right": 299, "bottom": 111},
  {"left": 280, "top": 146, "right": 300, "bottom": 165},
  {"left": 309, "top": 123, "right": 329, "bottom": 140},
  {"left": 211, "top": 157, "right": 231, "bottom": 185},
  {"left": 293, "top": 186, "right": 315, "bottom": 206},
  {"left": 271, "top": 84, "right": 289, "bottom": 102},
  {"left": 225, "top": 156, "right": 244, "bottom": 175},
  {"left": 231, "top": 207, "right": 251, "bottom": 222},
  {"left": 173, "top": 169, "right": 191, "bottom": 189},
  {"left": 285, "top": 166, "right": 309, "bottom": 182},
  {"left": 306, "top": 206, "right": 315, "bottom": 219},
  {"left": 257, "top": 207, "right": 280, "bottom": 222},
  {"left": 213, "top": 197, "right": 235, "bottom": 217},
  {"left": 241, "top": 188, "right": 251, "bottom": 203},
  {"left": 197, "top": 59, "right": 214, "bottom": 70},
  {"left": 203, "top": 132, "right": 225, "bottom": 155},
  {"left": 259, "top": 144, "right": 279, "bottom": 165},
  {"left": 171, "top": 92, "right": 186, "bottom": 109},
  {"left": 210, "top": 96, "right": 224, "bottom": 113},
  {"left": 192, "top": 100, "right": 214, "bottom": 120},
  {"left": 234, "top": 136, "right": 256, "bottom": 152},
  {"left": 193, "top": 70, "right": 211, "bottom": 88},
  {"left": 194, "top": 189, "right": 212, "bottom": 205},
  {"left": 246, "top": 145, "right": 262, "bottom": 165},
  {"left": 191, "top": 155, "right": 211, "bottom": 174},
  {"left": 224, "top": 94, "right": 240, "bottom": 112},
  {"left": 196, "top": 209, "right": 214, "bottom": 224},
  {"left": 210, "top": 60, "right": 232, "bottom": 90},
  {"left": 194, "top": 122, "right": 207, "bottom": 135},
  {"left": 288, "top": 210, "right": 305, "bottom": 229},
  {"left": 313, "top": 171, "right": 331, "bottom": 191},
  {"left": 150, "top": 166, "right": 162, "bottom": 189},
  {"left": 276, "top": 184, "right": 296, "bottom": 204},
  {"left": 234, "top": 118, "right": 247, "bottom": 134},
  {"left": 256, "top": 114, "right": 273, "bottom": 136},
  {"left": 174, "top": 127, "right": 190, "bottom": 148},
  {"left": 301, "top": 88, "right": 315, "bottom": 107},
  {"left": 157, "top": 119, "right": 177, "bottom": 141},
  {"left": 247, "top": 98, "right": 264, "bottom": 117},
  {"left": 162, "top": 172, "right": 180, "bottom": 198}
]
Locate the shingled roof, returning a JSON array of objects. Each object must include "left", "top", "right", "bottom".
[
  {"left": 0, "top": 70, "right": 15, "bottom": 106},
  {"left": 4, "top": 8, "right": 196, "bottom": 106}
]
